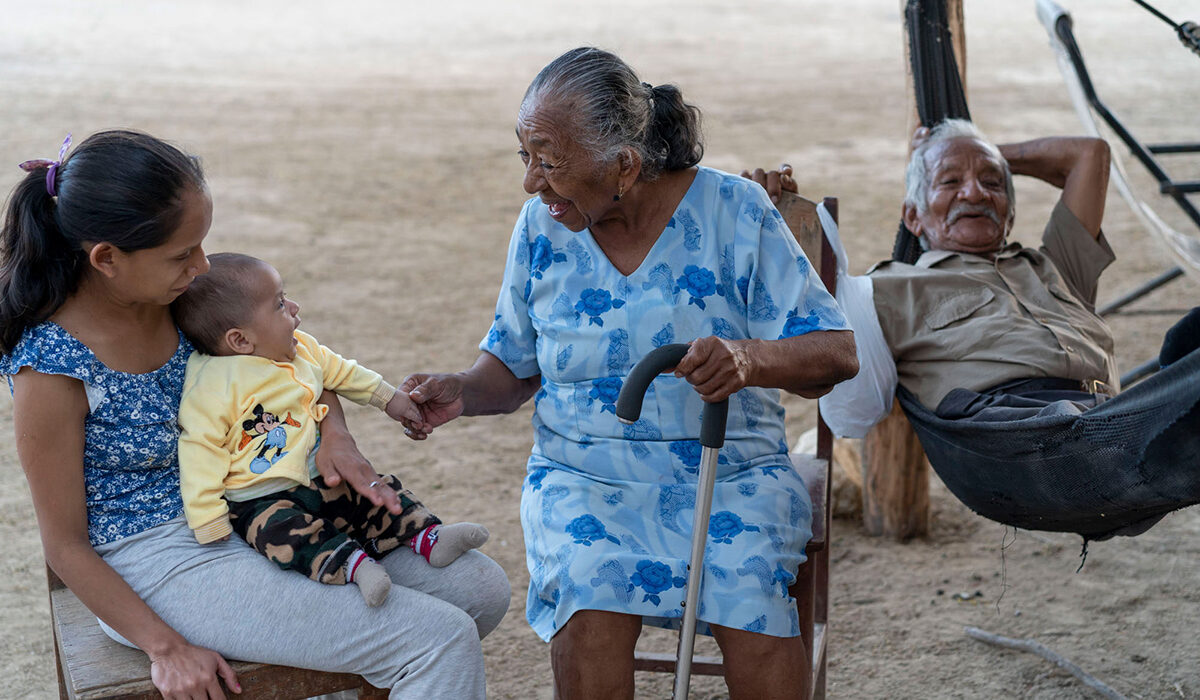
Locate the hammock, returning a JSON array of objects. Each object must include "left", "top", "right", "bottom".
[
  {"left": 884, "top": 0, "right": 1200, "bottom": 541},
  {"left": 897, "top": 346, "right": 1200, "bottom": 541}
]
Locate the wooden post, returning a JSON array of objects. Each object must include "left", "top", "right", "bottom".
[
  {"left": 860, "top": 0, "right": 966, "bottom": 540},
  {"left": 862, "top": 399, "right": 930, "bottom": 539}
]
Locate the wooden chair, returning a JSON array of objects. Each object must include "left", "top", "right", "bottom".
[
  {"left": 45, "top": 564, "right": 387, "bottom": 699},
  {"left": 632, "top": 191, "right": 837, "bottom": 699}
]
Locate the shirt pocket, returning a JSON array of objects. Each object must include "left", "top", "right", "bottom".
[{"left": 924, "top": 287, "right": 996, "bottom": 331}]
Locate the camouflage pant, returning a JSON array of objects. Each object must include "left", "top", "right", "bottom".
[{"left": 227, "top": 474, "right": 440, "bottom": 585}]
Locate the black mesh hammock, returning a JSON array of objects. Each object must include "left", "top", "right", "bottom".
[{"left": 893, "top": 0, "right": 1200, "bottom": 542}]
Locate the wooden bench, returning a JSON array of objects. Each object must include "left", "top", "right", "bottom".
[{"left": 46, "top": 565, "right": 387, "bottom": 699}]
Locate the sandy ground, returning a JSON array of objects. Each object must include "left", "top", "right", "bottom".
[{"left": 1, "top": 1, "right": 1198, "bottom": 698}]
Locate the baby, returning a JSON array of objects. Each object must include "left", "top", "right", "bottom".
[{"left": 172, "top": 252, "right": 487, "bottom": 606}]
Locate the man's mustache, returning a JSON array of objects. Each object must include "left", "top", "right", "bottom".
[{"left": 948, "top": 203, "right": 1004, "bottom": 227}]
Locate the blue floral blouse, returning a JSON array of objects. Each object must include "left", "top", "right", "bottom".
[
  {"left": 482, "top": 166, "right": 850, "bottom": 640},
  {"left": 1, "top": 322, "right": 190, "bottom": 545}
]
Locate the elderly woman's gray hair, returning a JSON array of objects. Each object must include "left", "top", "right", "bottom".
[
  {"left": 903, "top": 118, "right": 1016, "bottom": 225},
  {"left": 521, "top": 47, "right": 703, "bottom": 181}
]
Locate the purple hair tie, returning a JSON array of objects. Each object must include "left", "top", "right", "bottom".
[{"left": 18, "top": 133, "right": 72, "bottom": 197}]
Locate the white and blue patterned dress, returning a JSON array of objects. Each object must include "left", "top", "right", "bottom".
[
  {"left": 0, "top": 322, "right": 190, "bottom": 545},
  {"left": 481, "top": 166, "right": 849, "bottom": 640}
]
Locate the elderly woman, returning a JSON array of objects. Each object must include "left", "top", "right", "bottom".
[{"left": 402, "top": 47, "right": 857, "bottom": 699}]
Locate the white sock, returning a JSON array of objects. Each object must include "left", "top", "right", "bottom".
[
  {"left": 410, "top": 523, "right": 490, "bottom": 568},
  {"left": 347, "top": 550, "right": 391, "bottom": 606}
]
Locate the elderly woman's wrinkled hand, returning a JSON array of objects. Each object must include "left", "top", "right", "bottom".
[
  {"left": 739, "top": 163, "right": 797, "bottom": 203},
  {"left": 399, "top": 373, "right": 466, "bottom": 440},
  {"left": 673, "top": 336, "right": 755, "bottom": 403}
]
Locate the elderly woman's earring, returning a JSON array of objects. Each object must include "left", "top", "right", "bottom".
[{"left": 613, "top": 184, "right": 624, "bottom": 202}]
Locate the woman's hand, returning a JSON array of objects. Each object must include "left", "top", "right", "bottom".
[
  {"left": 674, "top": 332, "right": 858, "bottom": 402},
  {"left": 739, "top": 163, "right": 797, "bottom": 203},
  {"left": 673, "top": 337, "right": 755, "bottom": 403},
  {"left": 399, "top": 373, "right": 466, "bottom": 440},
  {"left": 398, "top": 354, "right": 539, "bottom": 439},
  {"left": 148, "top": 640, "right": 240, "bottom": 699},
  {"left": 315, "top": 390, "right": 404, "bottom": 514}
]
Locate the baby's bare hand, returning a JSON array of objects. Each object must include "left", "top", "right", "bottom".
[{"left": 385, "top": 391, "right": 422, "bottom": 424}]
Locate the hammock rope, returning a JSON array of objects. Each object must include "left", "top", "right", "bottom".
[{"left": 892, "top": 0, "right": 972, "bottom": 264}]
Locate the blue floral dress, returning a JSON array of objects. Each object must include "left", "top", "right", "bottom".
[
  {"left": 481, "top": 166, "right": 849, "bottom": 640},
  {"left": 0, "top": 322, "right": 190, "bottom": 545}
]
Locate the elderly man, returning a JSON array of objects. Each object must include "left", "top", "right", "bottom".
[
  {"left": 750, "top": 121, "right": 1200, "bottom": 538},
  {"left": 873, "top": 119, "right": 1119, "bottom": 418},
  {"left": 753, "top": 119, "right": 1126, "bottom": 419}
]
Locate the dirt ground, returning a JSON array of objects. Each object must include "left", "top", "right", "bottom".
[{"left": 1, "top": 1, "right": 1198, "bottom": 698}]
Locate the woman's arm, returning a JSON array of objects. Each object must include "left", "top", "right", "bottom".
[
  {"left": 399, "top": 352, "right": 540, "bottom": 440},
  {"left": 674, "top": 331, "right": 859, "bottom": 403},
  {"left": 313, "top": 389, "right": 405, "bottom": 514},
  {"left": 998, "top": 137, "right": 1110, "bottom": 238},
  {"left": 11, "top": 368, "right": 239, "bottom": 699}
]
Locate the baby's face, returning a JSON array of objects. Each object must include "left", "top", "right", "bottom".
[{"left": 244, "top": 263, "right": 301, "bottom": 362}]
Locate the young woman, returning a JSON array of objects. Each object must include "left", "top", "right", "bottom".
[{"left": 0, "top": 130, "right": 509, "bottom": 699}]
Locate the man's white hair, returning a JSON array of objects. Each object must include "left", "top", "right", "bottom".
[{"left": 903, "top": 119, "right": 1016, "bottom": 227}]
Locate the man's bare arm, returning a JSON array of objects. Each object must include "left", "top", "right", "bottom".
[{"left": 998, "top": 137, "right": 1110, "bottom": 238}]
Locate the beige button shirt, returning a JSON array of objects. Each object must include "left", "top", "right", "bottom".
[{"left": 869, "top": 200, "right": 1119, "bottom": 409}]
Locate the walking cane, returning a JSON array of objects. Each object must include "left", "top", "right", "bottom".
[{"left": 616, "top": 343, "right": 729, "bottom": 700}]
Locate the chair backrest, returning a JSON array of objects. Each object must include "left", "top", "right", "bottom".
[{"left": 775, "top": 190, "right": 839, "bottom": 464}]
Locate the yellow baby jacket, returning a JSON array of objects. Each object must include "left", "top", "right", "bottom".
[{"left": 178, "top": 330, "right": 396, "bottom": 543}]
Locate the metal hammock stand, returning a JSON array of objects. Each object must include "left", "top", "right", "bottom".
[{"left": 1037, "top": 0, "right": 1200, "bottom": 385}]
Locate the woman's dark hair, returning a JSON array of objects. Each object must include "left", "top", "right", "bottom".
[
  {"left": 522, "top": 47, "right": 703, "bottom": 180},
  {"left": 0, "top": 130, "right": 205, "bottom": 354}
]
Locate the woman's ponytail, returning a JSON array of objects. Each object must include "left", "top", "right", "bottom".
[
  {"left": 645, "top": 83, "right": 703, "bottom": 174},
  {"left": 0, "top": 170, "right": 83, "bottom": 354}
]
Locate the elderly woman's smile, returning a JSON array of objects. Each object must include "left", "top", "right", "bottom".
[{"left": 516, "top": 104, "right": 619, "bottom": 233}]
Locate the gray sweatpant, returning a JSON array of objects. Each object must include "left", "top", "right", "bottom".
[{"left": 95, "top": 516, "right": 510, "bottom": 699}]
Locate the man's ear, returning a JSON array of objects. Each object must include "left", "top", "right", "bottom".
[
  {"left": 87, "top": 242, "right": 119, "bottom": 279},
  {"left": 902, "top": 203, "right": 924, "bottom": 239},
  {"left": 224, "top": 328, "right": 255, "bottom": 356}
]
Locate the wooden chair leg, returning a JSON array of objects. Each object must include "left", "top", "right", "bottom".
[
  {"left": 53, "top": 627, "right": 68, "bottom": 700},
  {"left": 790, "top": 571, "right": 815, "bottom": 700},
  {"left": 813, "top": 658, "right": 828, "bottom": 700},
  {"left": 810, "top": 546, "right": 829, "bottom": 700}
]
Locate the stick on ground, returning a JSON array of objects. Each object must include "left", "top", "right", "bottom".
[{"left": 964, "top": 626, "right": 1129, "bottom": 700}]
